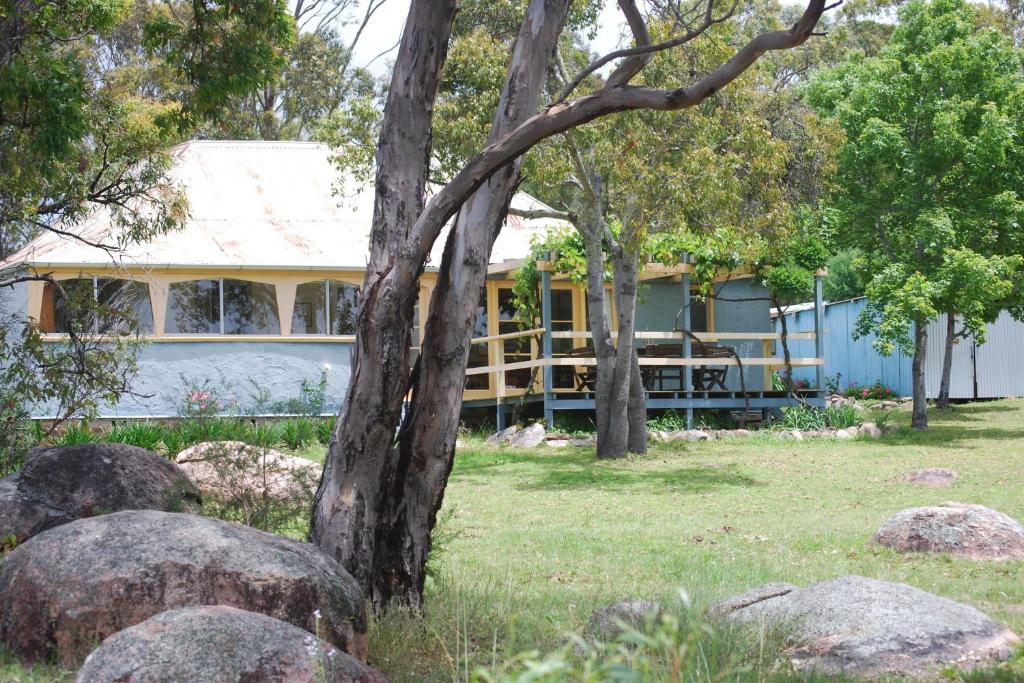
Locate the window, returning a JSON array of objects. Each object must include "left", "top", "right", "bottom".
[
  {"left": 224, "top": 280, "right": 279, "bottom": 335},
  {"left": 689, "top": 294, "right": 708, "bottom": 333},
  {"left": 166, "top": 279, "right": 220, "bottom": 334},
  {"left": 465, "top": 288, "right": 489, "bottom": 391},
  {"left": 550, "top": 289, "right": 576, "bottom": 389},
  {"left": 292, "top": 280, "right": 360, "bottom": 335},
  {"left": 498, "top": 288, "right": 532, "bottom": 389},
  {"left": 39, "top": 277, "right": 153, "bottom": 334},
  {"left": 97, "top": 279, "right": 154, "bottom": 334}
]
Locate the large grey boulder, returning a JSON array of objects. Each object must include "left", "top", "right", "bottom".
[
  {"left": 0, "top": 443, "right": 200, "bottom": 544},
  {"left": 587, "top": 600, "right": 662, "bottom": 640},
  {"left": 0, "top": 510, "right": 365, "bottom": 666},
  {"left": 709, "top": 575, "right": 1019, "bottom": 678},
  {"left": 508, "top": 423, "right": 546, "bottom": 448},
  {"left": 871, "top": 502, "right": 1024, "bottom": 560},
  {"left": 76, "top": 606, "right": 388, "bottom": 683}
]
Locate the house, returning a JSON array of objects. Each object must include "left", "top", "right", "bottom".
[{"left": 0, "top": 140, "right": 825, "bottom": 426}]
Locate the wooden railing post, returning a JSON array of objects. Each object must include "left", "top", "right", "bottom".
[
  {"left": 681, "top": 257, "right": 693, "bottom": 428},
  {"left": 541, "top": 259, "right": 554, "bottom": 429},
  {"left": 814, "top": 273, "right": 825, "bottom": 394}
]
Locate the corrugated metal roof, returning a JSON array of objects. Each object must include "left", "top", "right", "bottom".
[{"left": 4, "top": 140, "right": 569, "bottom": 270}]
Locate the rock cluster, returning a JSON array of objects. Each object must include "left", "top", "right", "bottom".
[
  {"left": 587, "top": 600, "right": 662, "bottom": 640},
  {"left": 709, "top": 575, "right": 1019, "bottom": 678},
  {"left": 0, "top": 510, "right": 366, "bottom": 666},
  {"left": 0, "top": 443, "right": 201, "bottom": 545},
  {"left": 486, "top": 424, "right": 595, "bottom": 449}
]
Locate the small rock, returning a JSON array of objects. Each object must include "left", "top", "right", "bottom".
[
  {"left": 569, "top": 436, "right": 596, "bottom": 447},
  {"left": 485, "top": 426, "right": 519, "bottom": 445},
  {"left": 0, "top": 444, "right": 200, "bottom": 545},
  {"left": 871, "top": 503, "right": 1024, "bottom": 560},
  {"left": 791, "top": 430, "right": 804, "bottom": 441},
  {"left": 75, "top": 606, "right": 388, "bottom": 683},
  {"left": 587, "top": 600, "right": 662, "bottom": 640},
  {"left": 903, "top": 468, "right": 958, "bottom": 487},
  {"left": 546, "top": 439, "right": 570, "bottom": 449},
  {"left": 508, "top": 423, "right": 546, "bottom": 448},
  {"left": 835, "top": 429, "right": 853, "bottom": 440},
  {"left": 710, "top": 576, "right": 1019, "bottom": 677},
  {"left": 859, "top": 422, "right": 882, "bottom": 439},
  {"left": 681, "top": 430, "right": 710, "bottom": 441},
  {"left": 0, "top": 510, "right": 365, "bottom": 666}
]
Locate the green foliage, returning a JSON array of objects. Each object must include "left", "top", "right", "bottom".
[
  {"left": 823, "top": 249, "right": 866, "bottom": 301},
  {"left": 844, "top": 380, "right": 897, "bottom": 400},
  {"left": 281, "top": 417, "right": 318, "bottom": 450},
  {"left": 105, "top": 421, "right": 166, "bottom": 451},
  {"left": 50, "top": 422, "right": 97, "bottom": 447},
  {"left": 472, "top": 604, "right": 775, "bottom": 683},
  {"left": 779, "top": 405, "right": 864, "bottom": 430},
  {"left": 806, "top": 0, "right": 1024, "bottom": 360}
]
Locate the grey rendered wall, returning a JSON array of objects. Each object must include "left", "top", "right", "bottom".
[
  {"left": 635, "top": 282, "right": 685, "bottom": 331},
  {"left": 32, "top": 341, "right": 353, "bottom": 419}
]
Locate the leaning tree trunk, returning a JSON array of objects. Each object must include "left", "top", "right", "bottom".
[
  {"left": 936, "top": 311, "right": 956, "bottom": 410},
  {"left": 310, "top": 0, "right": 457, "bottom": 600},
  {"left": 627, "top": 345, "right": 647, "bottom": 454},
  {"left": 911, "top": 319, "right": 929, "bottom": 429},
  {"left": 613, "top": 249, "right": 645, "bottom": 455},
  {"left": 365, "top": 0, "right": 573, "bottom": 608}
]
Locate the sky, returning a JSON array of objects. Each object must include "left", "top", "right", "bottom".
[{"left": 341, "top": 0, "right": 629, "bottom": 76}]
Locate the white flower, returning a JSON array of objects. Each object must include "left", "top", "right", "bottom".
[{"left": 313, "top": 609, "right": 322, "bottom": 620}]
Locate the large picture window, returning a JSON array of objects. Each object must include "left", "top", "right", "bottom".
[
  {"left": 292, "top": 280, "right": 360, "bottom": 335},
  {"left": 39, "top": 277, "right": 153, "bottom": 334},
  {"left": 166, "top": 278, "right": 281, "bottom": 335},
  {"left": 166, "top": 279, "right": 220, "bottom": 334},
  {"left": 224, "top": 280, "right": 280, "bottom": 334}
]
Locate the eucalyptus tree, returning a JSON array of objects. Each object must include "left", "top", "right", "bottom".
[
  {"left": 310, "top": 0, "right": 836, "bottom": 608},
  {"left": 806, "top": 0, "right": 1024, "bottom": 427}
]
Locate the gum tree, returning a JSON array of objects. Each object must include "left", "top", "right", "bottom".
[
  {"left": 310, "top": 0, "right": 836, "bottom": 608},
  {"left": 805, "top": 0, "right": 1024, "bottom": 427}
]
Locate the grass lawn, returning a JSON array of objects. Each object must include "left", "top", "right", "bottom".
[
  {"left": 3, "top": 400, "right": 1023, "bottom": 681},
  {"left": 369, "top": 399, "right": 1024, "bottom": 681}
]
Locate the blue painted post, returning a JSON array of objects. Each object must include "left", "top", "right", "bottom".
[
  {"left": 541, "top": 260, "right": 555, "bottom": 429},
  {"left": 814, "top": 273, "right": 825, "bottom": 396},
  {"left": 681, "top": 262, "right": 693, "bottom": 428}
]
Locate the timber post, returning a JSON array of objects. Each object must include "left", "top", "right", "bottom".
[
  {"left": 814, "top": 271, "right": 825, "bottom": 394},
  {"left": 681, "top": 256, "right": 694, "bottom": 429},
  {"left": 541, "top": 255, "right": 555, "bottom": 429}
]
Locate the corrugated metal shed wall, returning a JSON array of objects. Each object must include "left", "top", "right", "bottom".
[
  {"left": 777, "top": 299, "right": 1024, "bottom": 398},
  {"left": 974, "top": 311, "right": 1024, "bottom": 398},
  {"left": 777, "top": 298, "right": 912, "bottom": 395},
  {"left": 923, "top": 314, "right": 975, "bottom": 399}
]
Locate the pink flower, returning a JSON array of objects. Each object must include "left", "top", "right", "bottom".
[{"left": 862, "top": 388, "right": 869, "bottom": 398}]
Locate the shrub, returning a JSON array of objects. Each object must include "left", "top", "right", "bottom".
[
  {"left": 281, "top": 418, "right": 318, "bottom": 450},
  {"left": 646, "top": 410, "right": 688, "bottom": 432},
  {"left": 844, "top": 380, "right": 896, "bottom": 401},
  {"left": 49, "top": 422, "right": 96, "bottom": 447},
  {"left": 105, "top": 421, "right": 166, "bottom": 452},
  {"left": 179, "top": 441, "right": 317, "bottom": 538},
  {"left": 780, "top": 405, "right": 863, "bottom": 431},
  {"left": 316, "top": 417, "right": 335, "bottom": 445},
  {"left": 471, "top": 602, "right": 779, "bottom": 683}
]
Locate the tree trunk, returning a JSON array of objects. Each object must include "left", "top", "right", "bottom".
[
  {"left": 310, "top": 0, "right": 456, "bottom": 603},
  {"left": 911, "top": 320, "right": 929, "bottom": 429},
  {"left": 357, "top": 0, "right": 572, "bottom": 608},
  {"left": 627, "top": 346, "right": 647, "bottom": 454},
  {"left": 936, "top": 311, "right": 955, "bottom": 410}
]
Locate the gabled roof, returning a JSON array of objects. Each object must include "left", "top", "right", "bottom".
[{"left": 4, "top": 140, "right": 567, "bottom": 271}]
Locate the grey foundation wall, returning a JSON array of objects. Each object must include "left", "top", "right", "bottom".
[{"left": 31, "top": 341, "right": 353, "bottom": 419}]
